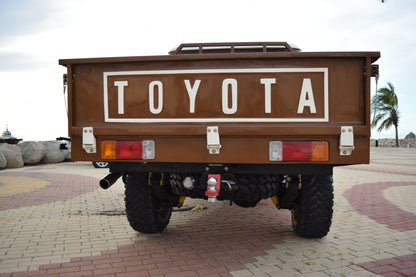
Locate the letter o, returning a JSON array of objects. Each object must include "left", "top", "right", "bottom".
[
  {"left": 222, "top": 78, "right": 237, "bottom": 114},
  {"left": 149, "top": 81, "right": 163, "bottom": 114}
]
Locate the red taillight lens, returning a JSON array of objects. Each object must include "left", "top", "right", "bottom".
[
  {"left": 282, "top": 141, "right": 312, "bottom": 161},
  {"left": 116, "top": 141, "right": 143, "bottom": 159}
]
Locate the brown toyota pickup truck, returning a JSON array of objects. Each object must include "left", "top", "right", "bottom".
[{"left": 59, "top": 42, "right": 380, "bottom": 238}]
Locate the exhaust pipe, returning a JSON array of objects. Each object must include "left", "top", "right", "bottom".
[{"left": 100, "top": 172, "right": 122, "bottom": 189}]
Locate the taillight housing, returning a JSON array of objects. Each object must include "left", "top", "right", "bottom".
[
  {"left": 269, "top": 141, "right": 328, "bottom": 162},
  {"left": 101, "top": 140, "right": 155, "bottom": 160}
]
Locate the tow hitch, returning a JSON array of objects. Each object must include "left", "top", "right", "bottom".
[
  {"left": 204, "top": 174, "right": 235, "bottom": 203},
  {"left": 205, "top": 174, "right": 221, "bottom": 202}
]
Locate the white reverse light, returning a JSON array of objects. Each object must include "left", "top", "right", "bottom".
[
  {"left": 142, "top": 140, "right": 155, "bottom": 160},
  {"left": 269, "top": 141, "right": 282, "bottom": 161}
]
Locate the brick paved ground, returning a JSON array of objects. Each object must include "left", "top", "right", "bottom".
[{"left": 0, "top": 147, "right": 415, "bottom": 276}]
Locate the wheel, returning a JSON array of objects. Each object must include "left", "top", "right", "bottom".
[
  {"left": 124, "top": 173, "right": 172, "bottom": 233},
  {"left": 291, "top": 175, "right": 334, "bottom": 238},
  {"left": 92, "top": 161, "right": 109, "bottom": 168},
  {"left": 232, "top": 175, "right": 279, "bottom": 207}
]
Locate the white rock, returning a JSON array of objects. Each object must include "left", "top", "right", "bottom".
[
  {"left": 0, "top": 150, "right": 6, "bottom": 168},
  {"left": 41, "top": 141, "right": 68, "bottom": 164},
  {"left": 0, "top": 143, "right": 24, "bottom": 168},
  {"left": 18, "top": 141, "right": 46, "bottom": 165}
]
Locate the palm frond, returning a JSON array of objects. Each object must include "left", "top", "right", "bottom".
[
  {"left": 377, "top": 117, "right": 393, "bottom": 132},
  {"left": 371, "top": 82, "right": 400, "bottom": 133}
]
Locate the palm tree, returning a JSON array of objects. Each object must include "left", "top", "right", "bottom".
[{"left": 371, "top": 82, "right": 400, "bottom": 147}]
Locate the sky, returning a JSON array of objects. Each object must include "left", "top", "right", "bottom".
[{"left": 0, "top": 0, "right": 415, "bottom": 141}]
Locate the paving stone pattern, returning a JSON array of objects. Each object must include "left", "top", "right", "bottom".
[{"left": 0, "top": 148, "right": 415, "bottom": 276}]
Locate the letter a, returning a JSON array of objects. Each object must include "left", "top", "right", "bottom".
[{"left": 297, "top": 78, "right": 316, "bottom": 114}]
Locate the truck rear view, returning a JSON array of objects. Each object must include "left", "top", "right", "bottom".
[{"left": 60, "top": 42, "right": 380, "bottom": 238}]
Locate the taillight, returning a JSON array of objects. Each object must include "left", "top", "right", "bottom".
[
  {"left": 117, "top": 141, "right": 143, "bottom": 159},
  {"left": 282, "top": 141, "right": 311, "bottom": 161},
  {"left": 101, "top": 140, "right": 155, "bottom": 160},
  {"left": 269, "top": 141, "right": 328, "bottom": 162}
]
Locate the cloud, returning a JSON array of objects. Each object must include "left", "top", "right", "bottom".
[
  {"left": 1, "top": 0, "right": 415, "bottom": 140},
  {"left": 0, "top": 51, "right": 50, "bottom": 71},
  {"left": 0, "top": 0, "right": 59, "bottom": 40}
]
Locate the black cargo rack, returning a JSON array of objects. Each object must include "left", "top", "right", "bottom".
[{"left": 169, "top": 42, "right": 301, "bottom": 55}]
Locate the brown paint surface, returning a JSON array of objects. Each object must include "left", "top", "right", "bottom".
[{"left": 60, "top": 49, "right": 379, "bottom": 165}]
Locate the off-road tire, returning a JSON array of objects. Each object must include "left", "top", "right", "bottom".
[
  {"left": 291, "top": 175, "right": 333, "bottom": 238},
  {"left": 232, "top": 175, "right": 279, "bottom": 207},
  {"left": 124, "top": 173, "right": 172, "bottom": 233}
]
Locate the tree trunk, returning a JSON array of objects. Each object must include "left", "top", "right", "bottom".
[{"left": 395, "top": 125, "right": 399, "bottom": 147}]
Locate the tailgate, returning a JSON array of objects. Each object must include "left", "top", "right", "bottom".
[{"left": 60, "top": 46, "right": 379, "bottom": 165}]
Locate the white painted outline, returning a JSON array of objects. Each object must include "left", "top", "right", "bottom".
[{"left": 103, "top": 68, "right": 329, "bottom": 123}]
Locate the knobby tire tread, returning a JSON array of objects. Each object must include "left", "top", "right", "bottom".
[
  {"left": 233, "top": 175, "right": 278, "bottom": 207},
  {"left": 124, "top": 173, "right": 172, "bottom": 233},
  {"left": 292, "top": 175, "right": 334, "bottom": 238}
]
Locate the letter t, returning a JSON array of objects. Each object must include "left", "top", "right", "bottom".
[
  {"left": 114, "top": 81, "right": 128, "bottom": 114},
  {"left": 260, "top": 78, "right": 276, "bottom": 114}
]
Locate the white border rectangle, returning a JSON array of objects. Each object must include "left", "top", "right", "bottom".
[{"left": 103, "top": 68, "right": 329, "bottom": 123}]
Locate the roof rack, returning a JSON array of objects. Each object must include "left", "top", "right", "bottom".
[{"left": 169, "top": 42, "right": 301, "bottom": 55}]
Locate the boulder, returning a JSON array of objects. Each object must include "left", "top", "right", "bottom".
[
  {"left": 41, "top": 141, "right": 69, "bottom": 164},
  {"left": 65, "top": 141, "right": 71, "bottom": 160},
  {"left": 370, "top": 138, "right": 415, "bottom": 148},
  {"left": 56, "top": 139, "right": 71, "bottom": 161},
  {"left": 0, "top": 151, "right": 6, "bottom": 168},
  {"left": 18, "top": 141, "right": 46, "bottom": 164},
  {"left": 0, "top": 143, "right": 24, "bottom": 168}
]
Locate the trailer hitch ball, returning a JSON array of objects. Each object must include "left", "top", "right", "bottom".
[
  {"left": 206, "top": 176, "right": 220, "bottom": 203},
  {"left": 207, "top": 177, "right": 217, "bottom": 191}
]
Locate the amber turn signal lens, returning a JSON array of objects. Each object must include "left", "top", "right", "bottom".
[
  {"left": 311, "top": 141, "right": 329, "bottom": 161},
  {"left": 101, "top": 141, "right": 116, "bottom": 159}
]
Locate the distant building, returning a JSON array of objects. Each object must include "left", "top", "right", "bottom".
[{"left": 405, "top": 132, "right": 415, "bottom": 139}]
